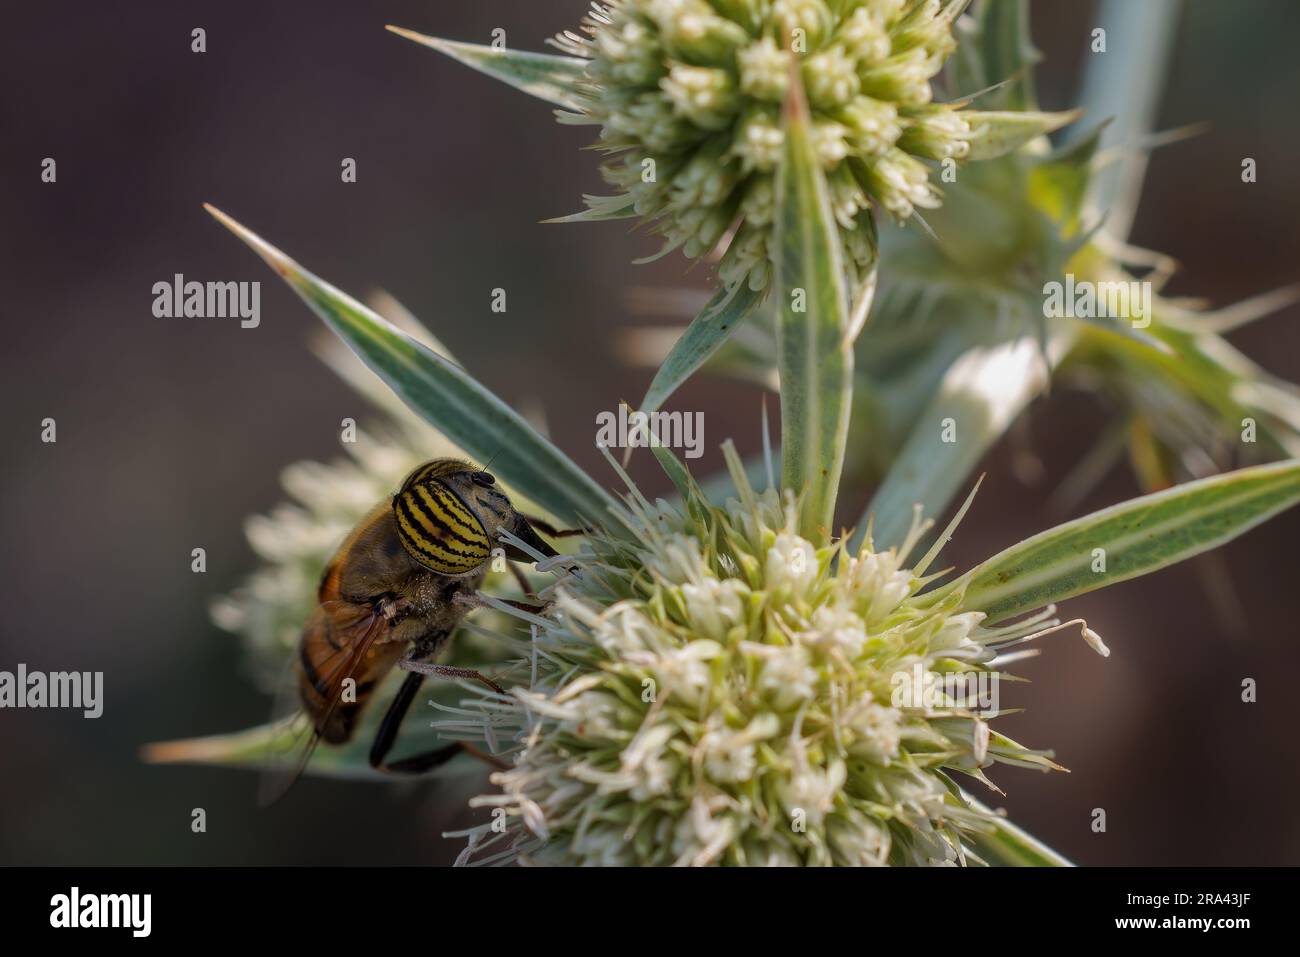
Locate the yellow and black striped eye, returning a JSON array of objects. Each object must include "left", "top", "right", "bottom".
[
  {"left": 392, "top": 478, "right": 491, "bottom": 575},
  {"left": 399, "top": 458, "right": 470, "bottom": 492}
]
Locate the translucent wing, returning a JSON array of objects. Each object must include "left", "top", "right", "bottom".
[{"left": 258, "top": 601, "right": 389, "bottom": 806}]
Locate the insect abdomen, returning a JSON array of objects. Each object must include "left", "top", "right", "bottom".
[{"left": 297, "top": 627, "right": 405, "bottom": 744}]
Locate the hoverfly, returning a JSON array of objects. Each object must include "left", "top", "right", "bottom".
[{"left": 262, "top": 458, "right": 574, "bottom": 804}]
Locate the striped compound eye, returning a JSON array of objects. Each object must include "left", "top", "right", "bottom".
[{"left": 392, "top": 479, "right": 492, "bottom": 575}]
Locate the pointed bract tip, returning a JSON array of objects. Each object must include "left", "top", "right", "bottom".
[
  {"left": 202, "top": 204, "right": 294, "bottom": 278},
  {"left": 618, "top": 398, "right": 636, "bottom": 468},
  {"left": 1056, "top": 107, "right": 1086, "bottom": 129},
  {"left": 140, "top": 738, "right": 202, "bottom": 765},
  {"left": 385, "top": 25, "right": 443, "bottom": 52},
  {"left": 202, "top": 202, "right": 241, "bottom": 234}
]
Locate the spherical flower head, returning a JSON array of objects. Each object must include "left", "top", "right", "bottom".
[
  {"left": 455, "top": 480, "right": 1070, "bottom": 866},
  {"left": 556, "top": 0, "right": 974, "bottom": 293}
]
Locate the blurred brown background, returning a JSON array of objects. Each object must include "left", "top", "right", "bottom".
[{"left": 1, "top": 1, "right": 1296, "bottom": 865}]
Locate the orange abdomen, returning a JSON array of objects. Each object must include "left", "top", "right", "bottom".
[{"left": 297, "top": 598, "right": 404, "bottom": 745}]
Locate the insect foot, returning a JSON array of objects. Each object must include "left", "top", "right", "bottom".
[{"left": 377, "top": 595, "right": 412, "bottom": 622}]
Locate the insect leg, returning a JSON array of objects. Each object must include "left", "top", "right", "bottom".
[
  {"left": 519, "top": 515, "right": 584, "bottom": 539},
  {"left": 398, "top": 659, "right": 506, "bottom": 696},
  {"left": 507, "top": 561, "right": 535, "bottom": 598},
  {"left": 453, "top": 590, "right": 548, "bottom": 615},
  {"left": 368, "top": 671, "right": 462, "bottom": 775}
]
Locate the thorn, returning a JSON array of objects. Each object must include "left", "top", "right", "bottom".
[{"left": 202, "top": 204, "right": 293, "bottom": 278}]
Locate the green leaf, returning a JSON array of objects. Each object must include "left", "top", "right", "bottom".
[
  {"left": 543, "top": 196, "right": 638, "bottom": 224},
  {"left": 1029, "top": 121, "right": 1108, "bottom": 228},
  {"left": 774, "top": 70, "right": 855, "bottom": 542},
  {"left": 1056, "top": 307, "right": 1172, "bottom": 356},
  {"left": 386, "top": 26, "right": 588, "bottom": 111},
  {"left": 142, "top": 675, "right": 485, "bottom": 783},
  {"left": 963, "top": 109, "right": 1080, "bottom": 161},
  {"left": 204, "top": 204, "right": 625, "bottom": 532},
  {"left": 854, "top": 330, "right": 1056, "bottom": 552},
  {"left": 964, "top": 799, "right": 1074, "bottom": 866},
  {"left": 142, "top": 720, "right": 406, "bottom": 781},
  {"left": 1075, "top": 310, "right": 1300, "bottom": 461},
  {"left": 639, "top": 285, "right": 764, "bottom": 415},
  {"left": 974, "top": 0, "right": 1041, "bottom": 112},
  {"left": 651, "top": 443, "right": 696, "bottom": 503},
  {"left": 1068, "top": 0, "right": 1182, "bottom": 239},
  {"left": 959, "top": 459, "right": 1300, "bottom": 623}
]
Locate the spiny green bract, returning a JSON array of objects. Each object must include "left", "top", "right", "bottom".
[
  {"left": 457, "top": 480, "right": 1068, "bottom": 866},
  {"left": 556, "top": 0, "right": 980, "bottom": 293}
]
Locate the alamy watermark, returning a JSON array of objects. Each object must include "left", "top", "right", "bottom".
[
  {"left": 0, "top": 664, "right": 103, "bottom": 718},
  {"left": 890, "top": 663, "right": 1000, "bottom": 715},
  {"left": 1043, "top": 273, "right": 1151, "bottom": 329},
  {"left": 596, "top": 406, "right": 704, "bottom": 459},
  {"left": 50, "top": 887, "right": 150, "bottom": 937},
  {"left": 152, "top": 273, "right": 260, "bottom": 328}
]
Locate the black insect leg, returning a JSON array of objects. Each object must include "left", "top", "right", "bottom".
[
  {"left": 508, "top": 561, "right": 536, "bottom": 599},
  {"left": 368, "top": 671, "right": 464, "bottom": 774},
  {"left": 520, "top": 515, "right": 584, "bottom": 539}
]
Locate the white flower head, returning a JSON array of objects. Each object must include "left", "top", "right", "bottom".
[
  {"left": 451, "top": 470, "right": 1070, "bottom": 866},
  {"left": 555, "top": 0, "right": 978, "bottom": 292},
  {"left": 681, "top": 576, "right": 749, "bottom": 640},
  {"left": 765, "top": 531, "right": 820, "bottom": 594}
]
